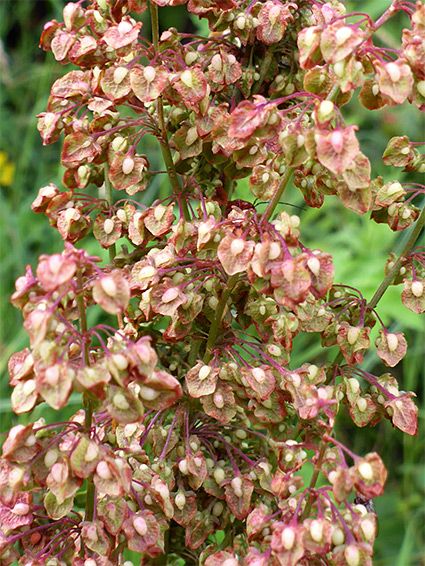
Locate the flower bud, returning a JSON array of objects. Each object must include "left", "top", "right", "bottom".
[
  {"left": 347, "top": 326, "right": 360, "bottom": 345},
  {"left": 77, "top": 165, "right": 89, "bottom": 181},
  {"left": 23, "top": 379, "right": 36, "bottom": 396},
  {"left": 113, "top": 67, "right": 128, "bottom": 84},
  {"left": 139, "top": 386, "right": 160, "bottom": 401},
  {"left": 122, "top": 157, "right": 135, "bottom": 175},
  {"left": 112, "top": 136, "right": 127, "bottom": 152},
  {"left": 143, "top": 66, "right": 156, "bottom": 83},
  {"left": 185, "top": 126, "right": 198, "bottom": 146},
  {"left": 213, "top": 467, "right": 225, "bottom": 484},
  {"left": 360, "top": 518, "right": 375, "bottom": 541},
  {"left": 348, "top": 378, "right": 360, "bottom": 393},
  {"left": 310, "top": 519, "right": 323, "bottom": 542},
  {"left": 180, "top": 70, "right": 193, "bottom": 88},
  {"left": 336, "top": 26, "right": 353, "bottom": 46},
  {"left": 417, "top": 80, "right": 425, "bottom": 98},
  {"left": 236, "top": 15, "right": 246, "bottom": 29},
  {"left": 154, "top": 482, "right": 169, "bottom": 499},
  {"left": 113, "top": 393, "right": 129, "bottom": 410},
  {"left": 386, "top": 333, "right": 398, "bottom": 352},
  {"left": 231, "top": 476, "right": 243, "bottom": 497},
  {"left": 281, "top": 527, "right": 295, "bottom": 550},
  {"left": 332, "top": 527, "right": 345, "bottom": 545},
  {"left": 103, "top": 218, "right": 114, "bottom": 234},
  {"left": 330, "top": 130, "right": 344, "bottom": 153},
  {"left": 290, "top": 215, "right": 300, "bottom": 227},
  {"left": 112, "top": 353, "right": 128, "bottom": 371},
  {"left": 307, "top": 257, "right": 321, "bottom": 277},
  {"left": 116, "top": 208, "right": 127, "bottom": 222},
  {"left": 231, "top": 238, "right": 245, "bottom": 255},
  {"left": 353, "top": 504, "right": 367, "bottom": 516},
  {"left": 118, "top": 21, "right": 132, "bottom": 35},
  {"left": 344, "top": 544, "right": 360, "bottom": 566},
  {"left": 199, "top": 365, "right": 211, "bottom": 381},
  {"left": 133, "top": 515, "right": 148, "bottom": 537},
  {"left": 96, "top": 460, "right": 112, "bottom": 480},
  {"left": 318, "top": 100, "right": 334, "bottom": 122},
  {"left": 411, "top": 281, "right": 423, "bottom": 297},
  {"left": 185, "top": 51, "right": 198, "bottom": 66},
  {"left": 175, "top": 492, "right": 186, "bottom": 510},
  {"left": 386, "top": 62, "right": 401, "bottom": 82},
  {"left": 162, "top": 287, "right": 179, "bottom": 303},
  {"left": 12, "top": 502, "right": 30, "bottom": 515},
  {"left": 44, "top": 449, "right": 58, "bottom": 468},
  {"left": 235, "top": 428, "right": 247, "bottom": 440},
  {"left": 358, "top": 461, "right": 373, "bottom": 480},
  {"left": 211, "top": 53, "right": 223, "bottom": 73},
  {"left": 267, "top": 344, "right": 282, "bottom": 357},
  {"left": 213, "top": 391, "right": 224, "bottom": 408},
  {"left": 84, "top": 442, "right": 99, "bottom": 462},
  {"left": 212, "top": 501, "right": 224, "bottom": 516},
  {"left": 252, "top": 368, "right": 266, "bottom": 383}
]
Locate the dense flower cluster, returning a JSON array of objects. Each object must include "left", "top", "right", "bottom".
[{"left": 1, "top": 0, "right": 424, "bottom": 565}]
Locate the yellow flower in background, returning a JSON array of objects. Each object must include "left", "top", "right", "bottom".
[{"left": 0, "top": 151, "right": 15, "bottom": 186}]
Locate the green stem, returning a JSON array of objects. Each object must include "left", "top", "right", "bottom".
[
  {"left": 331, "top": 206, "right": 425, "bottom": 371},
  {"left": 104, "top": 167, "right": 116, "bottom": 263},
  {"left": 260, "top": 166, "right": 294, "bottom": 225},
  {"left": 326, "top": 83, "right": 341, "bottom": 102},
  {"left": 149, "top": 0, "right": 159, "bottom": 49},
  {"left": 76, "top": 271, "right": 89, "bottom": 367},
  {"left": 84, "top": 480, "right": 95, "bottom": 522},
  {"left": 110, "top": 540, "right": 126, "bottom": 562},
  {"left": 83, "top": 397, "right": 94, "bottom": 430},
  {"left": 158, "top": 101, "right": 190, "bottom": 220},
  {"left": 365, "top": 1, "right": 399, "bottom": 41},
  {"left": 301, "top": 442, "right": 326, "bottom": 520},
  {"left": 149, "top": 1, "right": 190, "bottom": 221},
  {"left": 150, "top": 528, "right": 170, "bottom": 564},
  {"left": 252, "top": 47, "right": 275, "bottom": 95},
  {"left": 331, "top": 351, "right": 344, "bottom": 369},
  {"left": 188, "top": 337, "right": 202, "bottom": 366},
  {"left": 368, "top": 205, "right": 425, "bottom": 311},
  {"left": 76, "top": 271, "right": 93, "bottom": 428},
  {"left": 204, "top": 273, "right": 239, "bottom": 364},
  {"left": 219, "top": 524, "right": 236, "bottom": 551},
  {"left": 223, "top": 176, "right": 234, "bottom": 203},
  {"left": 288, "top": 421, "right": 302, "bottom": 441},
  {"left": 76, "top": 270, "right": 96, "bottom": 520}
]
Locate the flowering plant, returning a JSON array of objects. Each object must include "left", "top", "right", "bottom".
[{"left": 1, "top": 0, "right": 424, "bottom": 565}]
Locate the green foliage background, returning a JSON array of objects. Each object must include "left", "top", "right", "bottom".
[{"left": 0, "top": 1, "right": 423, "bottom": 564}]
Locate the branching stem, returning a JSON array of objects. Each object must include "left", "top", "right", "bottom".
[
  {"left": 300, "top": 442, "right": 327, "bottom": 520},
  {"left": 330, "top": 206, "right": 425, "bottom": 372},
  {"left": 368, "top": 205, "right": 425, "bottom": 310},
  {"left": 76, "top": 270, "right": 96, "bottom": 521},
  {"left": 204, "top": 273, "right": 239, "bottom": 363},
  {"left": 76, "top": 270, "right": 89, "bottom": 368},
  {"left": 149, "top": 1, "right": 190, "bottom": 221},
  {"left": 104, "top": 167, "right": 116, "bottom": 263},
  {"left": 252, "top": 47, "right": 275, "bottom": 95},
  {"left": 260, "top": 166, "right": 294, "bottom": 225}
]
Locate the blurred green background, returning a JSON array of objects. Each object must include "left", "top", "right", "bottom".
[{"left": 0, "top": 1, "right": 423, "bottom": 564}]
